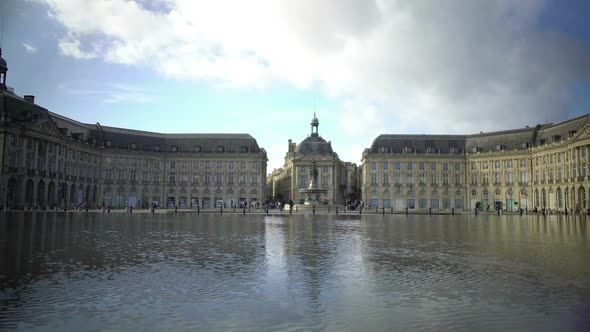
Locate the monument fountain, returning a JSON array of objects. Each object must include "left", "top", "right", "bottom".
[{"left": 299, "top": 160, "right": 327, "bottom": 205}]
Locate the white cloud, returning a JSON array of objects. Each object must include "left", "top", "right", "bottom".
[
  {"left": 22, "top": 42, "right": 38, "bottom": 53},
  {"left": 58, "top": 81, "right": 157, "bottom": 104},
  {"left": 57, "top": 34, "right": 98, "bottom": 59},
  {"left": 40, "top": 0, "right": 590, "bottom": 156}
]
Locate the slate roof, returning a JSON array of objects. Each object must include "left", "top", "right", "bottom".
[
  {"left": 294, "top": 135, "right": 334, "bottom": 155},
  {"left": 368, "top": 113, "right": 590, "bottom": 154}
]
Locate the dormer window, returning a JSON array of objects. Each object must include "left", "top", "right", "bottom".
[
  {"left": 521, "top": 142, "right": 529, "bottom": 149},
  {"left": 569, "top": 130, "right": 577, "bottom": 138},
  {"left": 105, "top": 140, "right": 112, "bottom": 147},
  {"left": 471, "top": 146, "right": 479, "bottom": 153},
  {"left": 240, "top": 146, "right": 249, "bottom": 153},
  {"left": 194, "top": 145, "right": 201, "bottom": 152},
  {"left": 129, "top": 143, "right": 136, "bottom": 149},
  {"left": 553, "top": 135, "right": 561, "bottom": 142},
  {"left": 496, "top": 144, "right": 504, "bottom": 151},
  {"left": 153, "top": 145, "right": 160, "bottom": 151},
  {"left": 539, "top": 139, "right": 546, "bottom": 145},
  {"left": 217, "top": 145, "right": 225, "bottom": 153},
  {"left": 171, "top": 145, "right": 178, "bottom": 152}
]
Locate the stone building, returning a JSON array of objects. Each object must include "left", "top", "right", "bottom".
[
  {"left": 0, "top": 50, "right": 267, "bottom": 210},
  {"left": 361, "top": 114, "right": 590, "bottom": 212},
  {"left": 267, "top": 114, "right": 356, "bottom": 205}
]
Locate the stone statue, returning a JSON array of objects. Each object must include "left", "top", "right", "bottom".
[{"left": 309, "top": 160, "right": 318, "bottom": 183}]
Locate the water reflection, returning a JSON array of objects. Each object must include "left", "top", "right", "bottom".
[{"left": 0, "top": 213, "right": 589, "bottom": 331}]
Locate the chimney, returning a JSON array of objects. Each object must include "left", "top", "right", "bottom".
[{"left": 24, "top": 95, "right": 35, "bottom": 103}]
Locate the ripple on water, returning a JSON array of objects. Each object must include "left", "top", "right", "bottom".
[{"left": 0, "top": 213, "right": 589, "bottom": 331}]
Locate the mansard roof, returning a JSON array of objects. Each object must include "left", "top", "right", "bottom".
[
  {"left": 369, "top": 134, "right": 466, "bottom": 154},
  {"left": 368, "top": 113, "right": 590, "bottom": 154},
  {"left": 46, "top": 111, "right": 263, "bottom": 153},
  {"left": 294, "top": 135, "right": 334, "bottom": 155}
]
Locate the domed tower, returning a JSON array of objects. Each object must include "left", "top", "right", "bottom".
[
  {"left": 310, "top": 112, "right": 319, "bottom": 137},
  {"left": 0, "top": 48, "right": 7, "bottom": 90}
]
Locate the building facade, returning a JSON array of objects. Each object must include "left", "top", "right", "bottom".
[
  {"left": 267, "top": 114, "right": 356, "bottom": 205},
  {"left": 0, "top": 52, "right": 267, "bottom": 210},
  {"left": 362, "top": 115, "right": 590, "bottom": 212}
]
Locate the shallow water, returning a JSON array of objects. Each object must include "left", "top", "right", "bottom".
[{"left": 0, "top": 213, "right": 589, "bottom": 331}]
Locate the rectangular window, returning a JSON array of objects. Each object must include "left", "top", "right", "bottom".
[
  {"left": 395, "top": 173, "right": 402, "bottom": 184},
  {"left": 419, "top": 162, "right": 424, "bottom": 170},
  {"left": 431, "top": 174, "right": 437, "bottom": 185},
  {"left": 154, "top": 171, "right": 160, "bottom": 182},
  {"left": 407, "top": 174, "right": 414, "bottom": 184},
  {"left": 454, "top": 163, "right": 460, "bottom": 171},
  {"left": 407, "top": 162, "right": 413, "bottom": 170},
  {"left": 455, "top": 174, "right": 461, "bottom": 185},
  {"left": 216, "top": 161, "right": 222, "bottom": 169},
  {"left": 383, "top": 162, "right": 389, "bottom": 170},
  {"left": 216, "top": 172, "right": 222, "bottom": 184},
  {"left": 193, "top": 172, "right": 199, "bottom": 184},
  {"left": 419, "top": 173, "right": 425, "bottom": 184},
  {"left": 395, "top": 163, "right": 401, "bottom": 170},
  {"left": 431, "top": 163, "right": 437, "bottom": 171},
  {"left": 193, "top": 161, "right": 199, "bottom": 169},
  {"left": 370, "top": 173, "right": 377, "bottom": 185},
  {"left": 383, "top": 173, "right": 389, "bottom": 184},
  {"left": 471, "top": 162, "right": 476, "bottom": 170},
  {"left": 443, "top": 163, "right": 448, "bottom": 171},
  {"left": 252, "top": 173, "right": 258, "bottom": 184},
  {"left": 170, "top": 161, "right": 176, "bottom": 169},
  {"left": 229, "top": 161, "right": 234, "bottom": 169},
  {"left": 169, "top": 172, "right": 176, "bottom": 183},
  {"left": 240, "top": 161, "right": 246, "bottom": 169},
  {"left": 228, "top": 172, "right": 234, "bottom": 184},
  {"left": 205, "top": 172, "right": 211, "bottom": 184},
  {"left": 239, "top": 172, "right": 246, "bottom": 184},
  {"left": 206, "top": 161, "right": 211, "bottom": 169},
  {"left": 443, "top": 174, "right": 449, "bottom": 185},
  {"left": 181, "top": 161, "right": 187, "bottom": 169},
  {"left": 253, "top": 161, "right": 258, "bottom": 169},
  {"left": 371, "top": 162, "right": 377, "bottom": 170},
  {"left": 181, "top": 171, "right": 188, "bottom": 183}
]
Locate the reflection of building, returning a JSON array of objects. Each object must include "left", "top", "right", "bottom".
[
  {"left": 0, "top": 50, "right": 267, "bottom": 209},
  {"left": 267, "top": 114, "right": 357, "bottom": 205},
  {"left": 362, "top": 115, "right": 590, "bottom": 212}
]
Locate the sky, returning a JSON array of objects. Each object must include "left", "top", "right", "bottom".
[{"left": 2, "top": 0, "right": 590, "bottom": 172}]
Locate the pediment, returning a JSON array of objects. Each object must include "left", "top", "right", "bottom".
[
  {"left": 27, "top": 119, "right": 64, "bottom": 138},
  {"left": 571, "top": 124, "right": 590, "bottom": 142}
]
